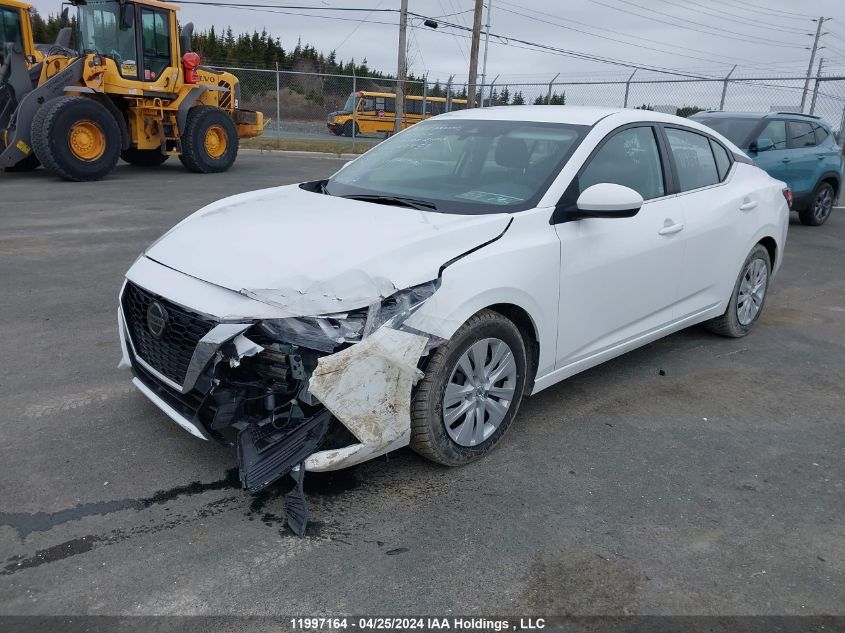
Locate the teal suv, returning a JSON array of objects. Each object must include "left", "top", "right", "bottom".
[{"left": 691, "top": 111, "right": 843, "bottom": 226}]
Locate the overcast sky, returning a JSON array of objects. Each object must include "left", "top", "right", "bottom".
[{"left": 29, "top": 0, "right": 845, "bottom": 83}]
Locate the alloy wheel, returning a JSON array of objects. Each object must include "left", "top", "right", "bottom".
[
  {"left": 736, "top": 258, "right": 768, "bottom": 326},
  {"left": 442, "top": 337, "right": 518, "bottom": 447},
  {"left": 814, "top": 186, "right": 834, "bottom": 223}
]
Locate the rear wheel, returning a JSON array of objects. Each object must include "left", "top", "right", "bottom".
[
  {"left": 704, "top": 244, "right": 771, "bottom": 338},
  {"left": 31, "top": 96, "right": 120, "bottom": 182},
  {"left": 341, "top": 121, "right": 358, "bottom": 137},
  {"left": 178, "top": 106, "right": 238, "bottom": 173},
  {"left": 798, "top": 182, "right": 835, "bottom": 226},
  {"left": 410, "top": 309, "right": 527, "bottom": 466},
  {"left": 121, "top": 148, "right": 169, "bottom": 167}
]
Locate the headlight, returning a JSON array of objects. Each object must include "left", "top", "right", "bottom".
[{"left": 258, "top": 281, "right": 439, "bottom": 353}]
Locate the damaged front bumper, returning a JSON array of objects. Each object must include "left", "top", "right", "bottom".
[{"left": 118, "top": 279, "right": 438, "bottom": 499}]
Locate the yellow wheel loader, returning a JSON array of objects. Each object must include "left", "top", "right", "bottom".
[{"left": 0, "top": 0, "right": 263, "bottom": 181}]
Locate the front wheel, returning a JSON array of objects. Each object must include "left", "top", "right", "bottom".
[
  {"left": 178, "top": 106, "right": 238, "bottom": 173},
  {"left": 798, "top": 182, "right": 835, "bottom": 226},
  {"left": 704, "top": 244, "right": 771, "bottom": 338},
  {"left": 410, "top": 309, "right": 527, "bottom": 466},
  {"left": 31, "top": 96, "right": 120, "bottom": 182}
]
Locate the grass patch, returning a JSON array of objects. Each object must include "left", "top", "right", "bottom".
[{"left": 240, "top": 137, "right": 374, "bottom": 155}]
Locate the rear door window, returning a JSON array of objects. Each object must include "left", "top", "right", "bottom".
[
  {"left": 813, "top": 124, "right": 829, "bottom": 145},
  {"left": 787, "top": 120, "right": 816, "bottom": 148},
  {"left": 710, "top": 139, "right": 732, "bottom": 181},
  {"left": 665, "top": 128, "right": 720, "bottom": 192}
]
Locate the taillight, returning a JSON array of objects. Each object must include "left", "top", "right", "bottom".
[
  {"left": 782, "top": 187, "right": 793, "bottom": 208},
  {"left": 182, "top": 52, "right": 201, "bottom": 84}
]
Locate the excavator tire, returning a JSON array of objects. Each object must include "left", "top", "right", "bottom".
[
  {"left": 32, "top": 96, "right": 120, "bottom": 182},
  {"left": 178, "top": 106, "right": 238, "bottom": 173}
]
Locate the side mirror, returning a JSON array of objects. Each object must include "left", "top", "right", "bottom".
[
  {"left": 119, "top": 3, "right": 134, "bottom": 30},
  {"left": 574, "top": 183, "right": 643, "bottom": 218},
  {"left": 750, "top": 137, "right": 774, "bottom": 153}
]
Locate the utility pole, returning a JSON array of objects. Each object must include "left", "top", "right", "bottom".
[
  {"left": 395, "top": 0, "right": 408, "bottom": 134},
  {"left": 479, "top": 0, "right": 493, "bottom": 108},
  {"left": 467, "top": 0, "right": 484, "bottom": 108},
  {"left": 801, "top": 17, "right": 826, "bottom": 112},
  {"left": 810, "top": 58, "right": 824, "bottom": 115}
]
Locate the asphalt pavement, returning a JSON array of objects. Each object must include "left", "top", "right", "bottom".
[{"left": 0, "top": 152, "right": 843, "bottom": 619}]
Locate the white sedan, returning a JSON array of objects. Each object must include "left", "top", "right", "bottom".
[{"left": 118, "top": 106, "right": 789, "bottom": 530}]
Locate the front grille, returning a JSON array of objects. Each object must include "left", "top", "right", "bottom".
[{"left": 122, "top": 282, "right": 217, "bottom": 385}]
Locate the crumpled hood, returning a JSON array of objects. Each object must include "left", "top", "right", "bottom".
[{"left": 144, "top": 184, "right": 511, "bottom": 316}]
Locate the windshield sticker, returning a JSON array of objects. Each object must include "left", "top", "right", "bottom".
[
  {"left": 455, "top": 191, "right": 524, "bottom": 205},
  {"left": 121, "top": 61, "right": 137, "bottom": 77}
]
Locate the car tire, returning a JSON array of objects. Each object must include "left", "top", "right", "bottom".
[
  {"left": 121, "top": 148, "right": 169, "bottom": 166},
  {"left": 31, "top": 96, "right": 120, "bottom": 182},
  {"left": 341, "top": 121, "right": 359, "bottom": 137},
  {"left": 704, "top": 244, "right": 771, "bottom": 338},
  {"left": 178, "top": 106, "right": 238, "bottom": 173},
  {"left": 798, "top": 181, "right": 836, "bottom": 226},
  {"left": 410, "top": 309, "right": 527, "bottom": 466}
]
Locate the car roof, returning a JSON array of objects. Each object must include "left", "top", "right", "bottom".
[
  {"left": 692, "top": 110, "right": 824, "bottom": 122},
  {"left": 437, "top": 105, "right": 723, "bottom": 127},
  {"left": 435, "top": 105, "right": 747, "bottom": 155}
]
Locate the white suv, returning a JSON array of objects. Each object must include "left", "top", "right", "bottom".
[{"left": 119, "top": 106, "right": 789, "bottom": 530}]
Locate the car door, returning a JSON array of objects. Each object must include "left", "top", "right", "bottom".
[
  {"left": 785, "top": 120, "right": 819, "bottom": 198},
  {"left": 554, "top": 125, "right": 685, "bottom": 368},
  {"left": 662, "top": 126, "right": 752, "bottom": 318},
  {"left": 749, "top": 119, "right": 790, "bottom": 183}
]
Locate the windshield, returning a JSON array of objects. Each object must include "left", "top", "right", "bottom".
[
  {"left": 341, "top": 93, "right": 358, "bottom": 113},
  {"left": 77, "top": 0, "right": 137, "bottom": 67},
  {"left": 693, "top": 116, "right": 762, "bottom": 149},
  {"left": 326, "top": 119, "right": 587, "bottom": 214}
]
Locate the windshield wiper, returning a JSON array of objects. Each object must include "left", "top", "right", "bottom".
[{"left": 341, "top": 194, "right": 438, "bottom": 211}]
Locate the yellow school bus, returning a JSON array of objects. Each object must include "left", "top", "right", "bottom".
[{"left": 327, "top": 91, "right": 468, "bottom": 136}]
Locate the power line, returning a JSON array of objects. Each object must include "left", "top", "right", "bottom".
[
  {"left": 333, "top": 0, "right": 386, "bottom": 53},
  {"left": 495, "top": 1, "right": 799, "bottom": 72},
  {"left": 584, "top": 0, "right": 808, "bottom": 49},
  {"left": 695, "top": 0, "right": 809, "bottom": 22},
  {"left": 439, "top": 0, "right": 468, "bottom": 63},
  {"left": 654, "top": 0, "right": 803, "bottom": 34}
]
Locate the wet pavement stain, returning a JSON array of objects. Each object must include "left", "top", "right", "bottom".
[
  {"left": 2, "top": 466, "right": 364, "bottom": 575},
  {"left": 2, "top": 535, "right": 102, "bottom": 575},
  {"left": 1, "top": 496, "right": 241, "bottom": 576},
  {"left": 0, "top": 469, "right": 241, "bottom": 538}
]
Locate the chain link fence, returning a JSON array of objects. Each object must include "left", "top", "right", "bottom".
[{"left": 218, "top": 63, "right": 845, "bottom": 151}]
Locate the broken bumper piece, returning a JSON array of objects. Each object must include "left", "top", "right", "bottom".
[
  {"left": 238, "top": 410, "right": 332, "bottom": 492},
  {"left": 119, "top": 280, "right": 441, "bottom": 535}
]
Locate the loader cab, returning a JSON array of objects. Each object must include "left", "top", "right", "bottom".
[
  {"left": 73, "top": 0, "right": 181, "bottom": 87},
  {"left": 0, "top": 0, "right": 37, "bottom": 65}
]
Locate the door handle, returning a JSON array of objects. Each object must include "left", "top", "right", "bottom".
[
  {"left": 739, "top": 200, "right": 758, "bottom": 211},
  {"left": 781, "top": 157, "right": 791, "bottom": 163},
  {"left": 658, "top": 223, "right": 684, "bottom": 236}
]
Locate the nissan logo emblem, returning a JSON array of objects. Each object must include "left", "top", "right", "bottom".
[{"left": 146, "top": 301, "right": 168, "bottom": 339}]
